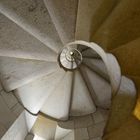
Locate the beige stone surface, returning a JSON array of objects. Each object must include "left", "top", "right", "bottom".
[
  {"left": 25, "top": 134, "right": 34, "bottom": 140},
  {"left": 11, "top": 103, "right": 24, "bottom": 117},
  {"left": 1, "top": 111, "right": 28, "bottom": 140},
  {"left": 74, "top": 115, "right": 93, "bottom": 128},
  {"left": 58, "top": 119, "right": 74, "bottom": 129},
  {"left": 1, "top": 91, "right": 18, "bottom": 109},
  {"left": 90, "top": 138, "right": 102, "bottom": 140},
  {"left": 0, "top": 95, "right": 17, "bottom": 130},
  {"left": 61, "top": 131, "right": 74, "bottom": 140},
  {"left": 75, "top": 128, "right": 89, "bottom": 140},
  {"left": 32, "top": 110, "right": 108, "bottom": 140},
  {"left": 88, "top": 121, "right": 106, "bottom": 138},
  {"left": 109, "top": 36, "right": 140, "bottom": 124},
  {"left": 93, "top": 108, "right": 109, "bottom": 124},
  {"left": 76, "top": 0, "right": 120, "bottom": 41},
  {"left": 32, "top": 115, "right": 57, "bottom": 140},
  {"left": 103, "top": 115, "right": 140, "bottom": 140},
  {"left": 75, "top": 0, "right": 103, "bottom": 41},
  {"left": 106, "top": 76, "right": 136, "bottom": 133},
  {"left": 0, "top": 125, "right": 6, "bottom": 139},
  {"left": 110, "top": 38, "right": 140, "bottom": 77},
  {"left": 92, "top": 0, "right": 140, "bottom": 51}
]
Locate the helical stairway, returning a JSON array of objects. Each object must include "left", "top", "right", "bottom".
[{"left": 0, "top": 0, "right": 140, "bottom": 140}]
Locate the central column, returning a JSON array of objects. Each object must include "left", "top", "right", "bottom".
[{"left": 59, "top": 47, "right": 82, "bottom": 70}]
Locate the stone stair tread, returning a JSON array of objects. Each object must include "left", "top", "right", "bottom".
[
  {"left": 31, "top": 115, "right": 57, "bottom": 140},
  {"left": 0, "top": 57, "right": 58, "bottom": 91},
  {"left": 0, "top": 0, "right": 62, "bottom": 52},
  {"left": 44, "top": 0, "right": 78, "bottom": 44},
  {"left": 82, "top": 49, "right": 101, "bottom": 59},
  {"left": 55, "top": 125, "right": 72, "bottom": 140},
  {"left": 40, "top": 72, "right": 73, "bottom": 121},
  {"left": 83, "top": 58, "right": 109, "bottom": 81},
  {"left": 70, "top": 70, "right": 96, "bottom": 116},
  {"left": 0, "top": 13, "right": 58, "bottom": 61},
  {"left": 15, "top": 69, "right": 65, "bottom": 114},
  {"left": 80, "top": 65, "right": 111, "bottom": 109}
]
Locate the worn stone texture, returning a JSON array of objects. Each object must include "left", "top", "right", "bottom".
[
  {"left": 41, "top": 72, "right": 73, "bottom": 121},
  {"left": 70, "top": 70, "right": 96, "bottom": 116},
  {"left": 0, "top": 56, "right": 58, "bottom": 91},
  {"left": 44, "top": 0, "right": 78, "bottom": 44},
  {"left": 31, "top": 115, "right": 57, "bottom": 140},
  {"left": 105, "top": 76, "right": 136, "bottom": 133},
  {"left": 103, "top": 115, "right": 140, "bottom": 140},
  {"left": 92, "top": 0, "right": 140, "bottom": 51},
  {"left": 109, "top": 37, "right": 140, "bottom": 122},
  {"left": 82, "top": 59, "right": 109, "bottom": 81},
  {"left": 110, "top": 38, "right": 140, "bottom": 77},
  {"left": 88, "top": 121, "right": 106, "bottom": 138},
  {"left": 16, "top": 69, "right": 65, "bottom": 114},
  {"left": 61, "top": 131, "right": 74, "bottom": 140},
  {"left": 0, "top": 87, "right": 24, "bottom": 138},
  {"left": 76, "top": 0, "right": 120, "bottom": 41},
  {"left": 58, "top": 119, "right": 74, "bottom": 129},
  {"left": 93, "top": 108, "right": 109, "bottom": 124},
  {"left": 75, "top": 128, "right": 89, "bottom": 140},
  {"left": 1, "top": 111, "right": 28, "bottom": 140},
  {"left": 81, "top": 65, "right": 111, "bottom": 109},
  {"left": 74, "top": 115, "right": 93, "bottom": 128},
  {"left": 0, "top": 0, "right": 139, "bottom": 139},
  {"left": 41, "top": 109, "right": 109, "bottom": 140},
  {"left": 0, "top": 13, "right": 57, "bottom": 61},
  {"left": 0, "top": 0, "right": 62, "bottom": 52}
]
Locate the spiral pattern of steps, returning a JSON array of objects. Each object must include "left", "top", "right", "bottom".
[{"left": 0, "top": 0, "right": 139, "bottom": 140}]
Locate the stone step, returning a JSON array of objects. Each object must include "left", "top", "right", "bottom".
[
  {"left": 83, "top": 58, "right": 109, "bottom": 81},
  {"left": 80, "top": 65, "right": 111, "bottom": 109},
  {"left": 15, "top": 69, "right": 65, "bottom": 114},
  {"left": 40, "top": 72, "right": 73, "bottom": 121},
  {"left": 44, "top": 0, "right": 78, "bottom": 44},
  {"left": 0, "top": 13, "right": 58, "bottom": 61},
  {"left": 0, "top": 57, "right": 58, "bottom": 91},
  {"left": 0, "top": 0, "right": 62, "bottom": 53},
  {"left": 70, "top": 70, "right": 96, "bottom": 116}
]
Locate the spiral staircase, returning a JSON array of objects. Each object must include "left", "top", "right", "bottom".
[{"left": 0, "top": 0, "right": 140, "bottom": 140}]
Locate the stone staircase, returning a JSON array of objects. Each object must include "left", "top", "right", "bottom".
[{"left": 0, "top": 0, "right": 139, "bottom": 140}]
